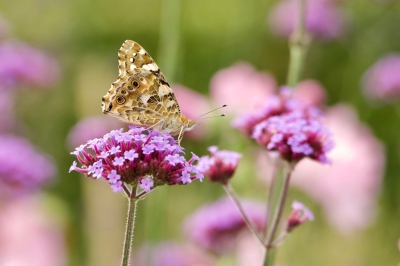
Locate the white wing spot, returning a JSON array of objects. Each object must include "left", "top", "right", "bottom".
[
  {"left": 130, "top": 64, "right": 137, "bottom": 70},
  {"left": 138, "top": 49, "right": 146, "bottom": 55},
  {"left": 130, "top": 58, "right": 134, "bottom": 62},
  {"left": 132, "top": 53, "right": 137, "bottom": 57},
  {"left": 158, "top": 87, "right": 166, "bottom": 97},
  {"left": 166, "top": 100, "right": 174, "bottom": 108},
  {"left": 140, "top": 94, "right": 151, "bottom": 105}
]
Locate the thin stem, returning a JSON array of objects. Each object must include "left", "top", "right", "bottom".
[
  {"left": 286, "top": 0, "right": 308, "bottom": 87},
  {"left": 121, "top": 185, "right": 138, "bottom": 266},
  {"left": 263, "top": 169, "right": 293, "bottom": 266},
  {"left": 223, "top": 184, "right": 265, "bottom": 245},
  {"left": 265, "top": 157, "right": 278, "bottom": 238}
]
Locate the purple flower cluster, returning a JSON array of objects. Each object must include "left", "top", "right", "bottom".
[
  {"left": 197, "top": 146, "right": 242, "bottom": 184},
  {"left": 252, "top": 111, "right": 334, "bottom": 164},
  {"left": 0, "top": 135, "right": 56, "bottom": 197},
  {"left": 0, "top": 40, "right": 59, "bottom": 90},
  {"left": 69, "top": 127, "right": 204, "bottom": 193},
  {"left": 184, "top": 197, "right": 266, "bottom": 255},
  {"left": 362, "top": 53, "right": 400, "bottom": 102},
  {"left": 234, "top": 87, "right": 333, "bottom": 164}
]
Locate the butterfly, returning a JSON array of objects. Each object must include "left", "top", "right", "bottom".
[{"left": 101, "top": 40, "right": 197, "bottom": 144}]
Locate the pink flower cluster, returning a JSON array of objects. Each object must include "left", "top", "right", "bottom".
[
  {"left": 69, "top": 127, "right": 204, "bottom": 193},
  {"left": 197, "top": 146, "right": 242, "bottom": 184}
]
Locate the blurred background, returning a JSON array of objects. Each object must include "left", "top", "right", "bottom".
[{"left": 0, "top": 0, "right": 399, "bottom": 265}]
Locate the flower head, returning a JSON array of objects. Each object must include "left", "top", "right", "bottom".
[
  {"left": 0, "top": 135, "right": 56, "bottom": 197},
  {"left": 233, "top": 87, "right": 319, "bottom": 137},
  {"left": 197, "top": 146, "right": 242, "bottom": 184},
  {"left": 183, "top": 197, "right": 266, "bottom": 255},
  {"left": 69, "top": 127, "right": 203, "bottom": 193},
  {"left": 285, "top": 201, "right": 314, "bottom": 232},
  {"left": 362, "top": 53, "right": 400, "bottom": 102},
  {"left": 252, "top": 111, "right": 334, "bottom": 164}
]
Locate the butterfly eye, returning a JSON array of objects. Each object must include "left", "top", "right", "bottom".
[
  {"left": 132, "top": 81, "right": 139, "bottom": 88},
  {"left": 117, "top": 96, "right": 126, "bottom": 104}
]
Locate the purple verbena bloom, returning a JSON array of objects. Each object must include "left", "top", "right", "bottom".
[
  {"left": 197, "top": 146, "right": 242, "bottom": 184},
  {"left": 69, "top": 127, "right": 203, "bottom": 193},
  {"left": 252, "top": 111, "right": 334, "bottom": 164},
  {"left": 0, "top": 135, "right": 56, "bottom": 197},
  {"left": 183, "top": 197, "right": 266, "bottom": 255},
  {"left": 362, "top": 53, "right": 400, "bottom": 102},
  {"left": 285, "top": 200, "right": 314, "bottom": 232}
]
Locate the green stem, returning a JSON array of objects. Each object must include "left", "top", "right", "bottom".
[
  {"left": 121, "top": 186, "right": 138, "bottom": 266},
  {"left": 263, "top": 169, "right": 293, "bottom": 266},
  {"left": 286, "top": 0, "right": 308, "bottom": 87},
  {"left": 223, "top": 184, "right": 265, "bottom": 245},
  {"left": 158, "top": 0, "right": 182, "bottom": 82}
]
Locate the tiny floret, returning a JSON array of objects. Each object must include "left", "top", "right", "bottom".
[
  {"left": 285, "top": 200, "right": 314, "bottom": 232},
  {"left": 139, "top": 177, "right": 154, "bottom": 192}
]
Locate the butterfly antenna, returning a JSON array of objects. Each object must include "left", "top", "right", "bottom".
[
  {"left": 196, "top": 114, "right": 225, "bottom": 120},
  {"left": 194, "top": 105, "right": 227, "bottom": 120}
]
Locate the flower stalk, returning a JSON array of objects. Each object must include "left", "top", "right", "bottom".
[
  {"left": 121, "top": 185, "right": 138, "bottom": 266},
  {"left": 286, "top": 0, "right": 308, "bottom": 87},
  {"left": 223, "top": 184, "right": 265, "bottom": 245},
  {"left": 263, "top": 168, "right": 293, "bottom": 266}
]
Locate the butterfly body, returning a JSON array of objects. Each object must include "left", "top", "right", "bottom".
[{"left": 102, "top": 40, "right": 196, "bottom": 142}]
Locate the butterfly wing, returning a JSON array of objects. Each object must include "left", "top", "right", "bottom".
[{"left": 102, "top": 40, "right": 183, "bottom": 133}]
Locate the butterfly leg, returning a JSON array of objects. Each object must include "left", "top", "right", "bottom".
[{"left": 177, "top": 126, "right": 185, "bottom": 147}]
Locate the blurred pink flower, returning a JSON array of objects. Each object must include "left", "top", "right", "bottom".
[
  {"left": 172, "top": 84, "right": 211, "bottom": 139},
  {"left": 258, "top": 104, "right": 384, "bottom": 234},
  {"left": 268, "top": 0, "right": 345, "bottom": 40},
  {"left": 210, "top": 62, "right": 277, "bottom": 116},
  {"left": 134, "top": 242, "right": 214, "bottom": 266},
  {"left": 67, "top": 115, "right": 125, "bottom": 148},
  {"left": 0, "top": 197, "right": 66, "bottom": 266},
  {"left": 294, "top": 79, "right": 327, "bottom": 106},
  {"left": 0, "top": 40, "right": 60, "bottom": 90},
  {"left": 362, "top": 53, "right": 400, "bottom": 102},
  {"left": 183, "top": 196, "right": 266, "bottom": 255}
]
